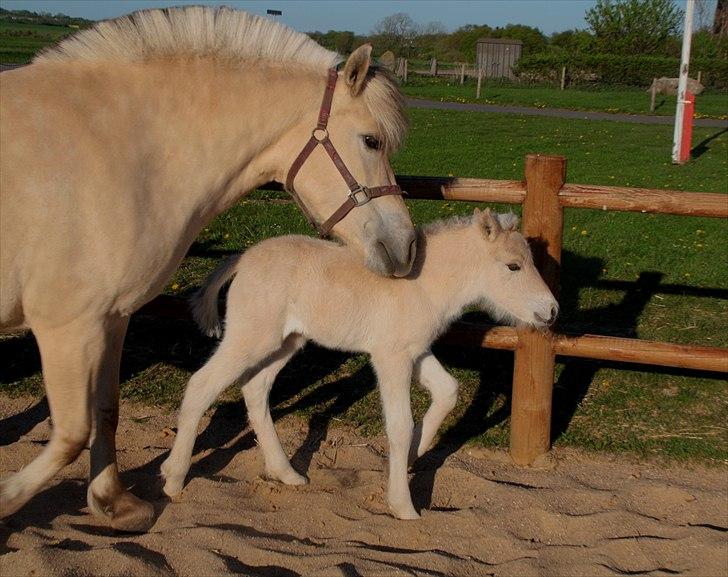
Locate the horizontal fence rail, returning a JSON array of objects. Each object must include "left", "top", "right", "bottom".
[{"left": 142, "top": 155, "right": 727, "bottom": 466}]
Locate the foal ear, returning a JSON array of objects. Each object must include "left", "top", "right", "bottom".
[
  {"left": 343, "top": 44, "right": 373, "bottom": 97},
  {"left": 497, "top": 212, "right": 520, "bottom": 231},
  {"left": 476, "top": 208, "right": 501, "bottom": 241}
]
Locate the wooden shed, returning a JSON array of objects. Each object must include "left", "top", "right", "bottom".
[{"left": 476, "top": 38, "right": 522, "bottom": 79}]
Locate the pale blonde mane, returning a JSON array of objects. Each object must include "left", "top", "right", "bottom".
[
  {"left": 34, "top": 5, "right": 340, "bottom": 70},
  {"left": 421, "top": 214, "right": 474, "bottom": 236},
  {"left": 34, "top": 5, "right": 406, "bottom": 151}
]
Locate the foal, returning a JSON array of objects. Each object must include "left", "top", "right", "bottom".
[{"left": 162, "top": 208, "right": 558, "bottom": 519}]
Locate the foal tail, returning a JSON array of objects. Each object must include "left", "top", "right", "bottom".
[{"left": 191, "top": 255, "right": 243, "bottom": 338}]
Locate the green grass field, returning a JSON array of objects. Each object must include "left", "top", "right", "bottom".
[
  {"left": 403, "top": 76, "right": 728, "bottom": 119},
  {"left": 0, "top": 21, "right": 80, "bottom": 62},
  {"left": 2, "top": 108, "right": 726, "bottom": 465}
]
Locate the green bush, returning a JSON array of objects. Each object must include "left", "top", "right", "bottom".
[{"left": 514, "top": 52, "right": 728, "bottom": 88}]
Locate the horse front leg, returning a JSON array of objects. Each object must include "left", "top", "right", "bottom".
[
  {"left": 1, "top": 315, "right": 153, "bottom": 531},
  {"left": 410, "top": 352, "right": 459, "bottom": 463},
  {"left": 371, "top": 352, "right": 419, "bottom": 520},
  {"left": 86, "top": 315, "right": 155, "bottom": 532}
]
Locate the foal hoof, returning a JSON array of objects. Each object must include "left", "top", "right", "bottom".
[
  {"left": 109, "top": 491, "right": 156, "bottom": 533},
  {"left": 265, "top": 468, "right": 308, "bottom": 486},
  {"left": 389, "top": 502, "right": 421, "bottom": 520},
  {"left": 0, "top": 479, "right": 25, "bottom": 518}
]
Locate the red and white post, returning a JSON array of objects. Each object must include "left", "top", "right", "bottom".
[{"left": 672, "top": 0, "right": 696, "bottom": 164}]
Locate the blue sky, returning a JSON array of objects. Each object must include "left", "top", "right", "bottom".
[
  {"left": 3, "top": 0, "right": 602, "bottom": 35},
  {"left": 2, "top": 1, "right": 709, "bottom": 36}
]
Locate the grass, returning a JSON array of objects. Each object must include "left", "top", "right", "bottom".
[
  {"left": 0, "top": 21, "right": 76, "bottom": 63},
  {"left": 402, "top": 76, "right": 728, "bottom": 120},
  {"left": 2, "top": 99, "right": 727, "bottom": 465}
]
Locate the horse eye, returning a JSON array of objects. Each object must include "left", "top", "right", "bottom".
[
  {"left": 363, "top": 135, "right": 382, "bottom": 150},
  {"left": 507, "top": 263, "right": 521, "bottom": 272}
]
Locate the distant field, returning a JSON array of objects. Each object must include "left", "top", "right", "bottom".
[
  {"left": 0, "top": 21, "right": 77, "bottom": 62},
  {"left": 403, "top": 76, "right": 728, "bottom": 119}
]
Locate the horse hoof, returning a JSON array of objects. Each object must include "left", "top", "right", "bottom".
[{"left": 109, "top": 491, "right": 156, "bottom": 533}]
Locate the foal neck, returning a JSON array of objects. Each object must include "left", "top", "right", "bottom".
[{"left": 416, "top": 226, "right": 485, "bottom": 320}]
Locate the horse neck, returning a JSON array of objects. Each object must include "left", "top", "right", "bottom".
[
  {"left": 416, "top": 226, "right": 485, "bottom": 322},
  {"left": 137, "top": 59, "right": 323, "bottom": 219}
]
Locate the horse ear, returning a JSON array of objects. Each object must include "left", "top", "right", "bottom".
[
  {"left": 343, "top": 44, "right": 373, "bottom": 96},
  {"left": 477, "top": 208, "right": 501, "bottom": 240}
]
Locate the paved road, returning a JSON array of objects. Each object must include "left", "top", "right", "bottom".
[{"left": 406, "top": 97, "right": 728, "bottom": 128}]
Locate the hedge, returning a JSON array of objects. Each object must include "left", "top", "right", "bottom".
[{"left": 514, "top": 53, "right": 728, "bottom": 88}]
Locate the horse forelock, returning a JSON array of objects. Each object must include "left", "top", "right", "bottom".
[
  {"left": 34, "top": 5, "right": 341, "bottom": 71},
  {"left": 360, "top": 67, "right": 408, "bottom": 154}
]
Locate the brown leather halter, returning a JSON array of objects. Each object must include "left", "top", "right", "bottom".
[{"left": 285, "top": 68, "right": 403, "bottom": 237}]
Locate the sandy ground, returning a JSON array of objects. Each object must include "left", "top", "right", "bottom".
[{"left": 1, "top": 395, "right": 726, "bottom": 577}]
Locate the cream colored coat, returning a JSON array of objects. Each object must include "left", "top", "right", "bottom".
[
  {"left": 0, "top": 7, "right": 414, "bottom": 531},
  {"left": 162, "top": 209, "right": 558, "bottom": 520}
]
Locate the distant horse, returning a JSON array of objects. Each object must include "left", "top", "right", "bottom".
[
  {"left": 0, "top": 6, "right": 415, "bottom": 531},
  {"left": 162, "top": 209, "right": 558, "bottom": 520}
]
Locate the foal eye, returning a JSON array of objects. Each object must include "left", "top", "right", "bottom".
[
  {"left": 363, "top": 135, "right": 382, "bottom": 150},
  {"left": 507, "top": 263, "right": 521, "bottom": 272}
]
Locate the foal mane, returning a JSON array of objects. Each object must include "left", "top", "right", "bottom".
[
  {"left": 35, "top": 5, "right": 340, "bottom": 70},
  {"left": 35, "top": 5, "right": 407, "bottom": 152}
]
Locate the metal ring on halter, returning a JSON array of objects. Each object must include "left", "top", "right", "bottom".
[{"left": 312, "top": 127, "right": 329, "bottom": 142}]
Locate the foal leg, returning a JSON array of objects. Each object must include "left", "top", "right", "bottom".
[
  {"left": 161, "top": 333, "right": 282, "bottom": 497},
  {"left": 242, "top": 334, "right": 306, "bottom": 485},
  {"left": 410, "top": 352, "right": 459, "bottom": 462},
  {"left": 86, "top": 315, "right": 155, "bottom": 532},
  {"left": 371, "top": 353, "right": 419, "bottom": 520}
]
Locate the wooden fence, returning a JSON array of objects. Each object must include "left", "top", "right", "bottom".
[{"left": 140, "top": 154, "right": 728, "bottom": 466}]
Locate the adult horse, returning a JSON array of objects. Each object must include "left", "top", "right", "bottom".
[{"left": 0, "top": 6, "right": 415, "bottom": 532}]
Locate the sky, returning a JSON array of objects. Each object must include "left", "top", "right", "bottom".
[{"left": 2, "top": 0, "right": 604, "bottom": 35}]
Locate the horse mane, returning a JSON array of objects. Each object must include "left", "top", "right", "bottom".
[
  {"left": 34, "top": 6, "right": 340, "bottom": 70},
  {"left": 420, "top": 214, "right": 475, "bottom": 236},
  {"left": 34, "top": 6, "right": 407, "bottom": 152}
]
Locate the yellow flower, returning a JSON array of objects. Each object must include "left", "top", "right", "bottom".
[
  {"left": 580, "top": 230, "right": 588, "bottom": 236},
  {"left": 171, "top": 283, "right": 180, "bottom": 290}
]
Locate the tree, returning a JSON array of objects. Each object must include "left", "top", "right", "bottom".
[
  {"left": 373, "top": 13, "right": 418, "bottom": 54},
  {"left": 550, "top": 29, "right": 596, "bottom": 54},
  {"left": 585, "top": 0, "right": 683, "bottom": 55}
]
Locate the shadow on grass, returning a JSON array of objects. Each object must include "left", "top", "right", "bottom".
[{"left": 691, "top": 127, "right": 728, "bottom": 160}]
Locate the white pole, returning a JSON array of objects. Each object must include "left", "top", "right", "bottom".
[{"left": 672, "top": 0, "right": 695, "bottom": 163}]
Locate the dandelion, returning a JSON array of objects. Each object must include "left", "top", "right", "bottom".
[
  {"left": 580, "top": 230, "right": 588, "bottom": 236},
  {"left": 684, "top": 273, "right": 691, "bottom": 277},
  {"left": 171, "top": 283, "right": 180, "bottom": 291},
  {"left": 224, "top": 233, "right": 230, "bottom": 239}
]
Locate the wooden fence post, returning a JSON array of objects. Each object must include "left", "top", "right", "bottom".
[
  {"left": 476, "top": 68, "right": 483, "bottom": 98},
  {"left": 650, "top": 78, "right": 657, "bottom": 112},
  {"left": 560, "top": 66, "right": 566, "bottom": 90},
  {"left": 403, "top": 59, "right": 408, "bottom": 84},
  {"left": 510, "top": 154, "right": 566, "bottom": 466},
  {"left": 460, "top": 63, "right": 466, "bottom": 84}
]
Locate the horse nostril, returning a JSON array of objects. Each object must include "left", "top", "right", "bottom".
[{"left": 407, "top": 237, "right": 417, "bottom": 267}]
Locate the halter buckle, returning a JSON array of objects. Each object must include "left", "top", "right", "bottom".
[{"left": 348, "top": 185, "right": 371, "bottom": 207}]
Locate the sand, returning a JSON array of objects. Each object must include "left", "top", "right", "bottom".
[{"left": 1, "top": 395, "right": 726, "bottom": 577}]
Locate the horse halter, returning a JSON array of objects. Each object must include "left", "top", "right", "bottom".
[{"left": 285, "top": 68, "right": 403, "bottom": 238}]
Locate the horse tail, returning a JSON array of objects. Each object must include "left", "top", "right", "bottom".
[{"left": 191, "top": 255, "right": 243, "bottom": 338}]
